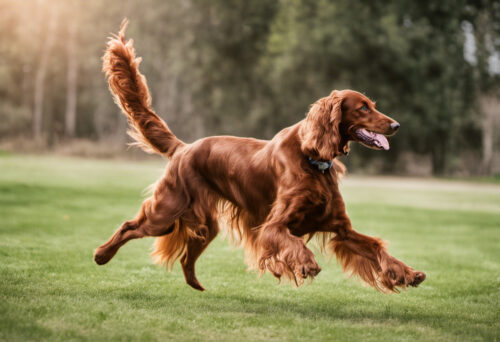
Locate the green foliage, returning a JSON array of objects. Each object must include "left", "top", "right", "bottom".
[
  {"left": 0, "top": 1, "right": 498, "bottom": 174},
  {"left": 1, "top": 155, "right": 499, "bottom": 341}
]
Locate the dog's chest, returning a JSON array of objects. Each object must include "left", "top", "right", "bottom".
[{"left": 290, "top": 176, "right": 341, "bottom": 234}]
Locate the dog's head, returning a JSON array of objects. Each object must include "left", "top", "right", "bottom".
[{"left": 300, "top": 90, "right": 399, "bottom": 160}]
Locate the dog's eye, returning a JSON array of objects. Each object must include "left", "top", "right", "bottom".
[{"left": 360, "top": 105, "right": 369, "bottom": 112}]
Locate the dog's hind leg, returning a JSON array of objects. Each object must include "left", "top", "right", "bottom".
[
  {"left": 94, "top": 178, "right": 189, "bottom": 265},
  {"left": 180, "top": 217, "right": 219, "bottom": 291}
]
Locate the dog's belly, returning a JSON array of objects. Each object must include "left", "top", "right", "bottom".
[{"left": 210, "top": 166, "right": 276, "bottom": 217}]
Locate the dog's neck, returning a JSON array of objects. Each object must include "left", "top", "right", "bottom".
[{"left": 307, "top": 157, "right": 334, "bottom": 173}]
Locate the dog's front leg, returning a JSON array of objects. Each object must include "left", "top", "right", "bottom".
[
  {"left": 326, "top": 188, "right": 426, "bottom": 292},
  {"left": 256, "top": 188, "right": 321, "bottom": 284}
]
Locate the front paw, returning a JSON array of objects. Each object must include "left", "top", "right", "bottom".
[
  {"left": 259, "top": 245, "right": 321, "bottom": 284},
  {"left": 294, "top": 247, "right": 321, "bottom": 280},
  {"left": 381, "top": 256, "right": 426, "bottom": 291},
  {"left": 409, "top": 271, "right": 426, "bottom": 287}
]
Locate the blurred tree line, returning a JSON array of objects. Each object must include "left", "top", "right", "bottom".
[{"left": 0, "top": 0, "right": 499, "bottom": 175}]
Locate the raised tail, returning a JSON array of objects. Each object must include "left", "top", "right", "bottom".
[{"left": 102, "top": 19, "right": 183, "bottom": 157}]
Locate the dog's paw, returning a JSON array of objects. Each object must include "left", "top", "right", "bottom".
[
  {"left": 295, "top": 247, "right": 321, "bottom": 279},
  {"left": 381, "top": 256, "right": 425, "bottom": 291},
  {"left": 409, "top": 271, "right": 426, "bottom": 287},
  {"left": 94, "top": 247, "right": 113, "bottom": 265},
  {"left": 259, "top": 244, "right": 321, "bottom": 284},
  {"left": 299, "top": 262, "right": 322, "bottom": 279}
]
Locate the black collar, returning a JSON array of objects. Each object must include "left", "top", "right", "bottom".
[{"left": 308, "top": 157, "right": 333, "bottom": 173}]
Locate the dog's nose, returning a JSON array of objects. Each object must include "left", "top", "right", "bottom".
[{"left": 390, "top": 122, "right": 400, "bottom": 131}]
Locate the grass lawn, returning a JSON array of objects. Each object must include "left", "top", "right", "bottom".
[{"left": 1, "top": 154, "right": 499, "bottom": 341}]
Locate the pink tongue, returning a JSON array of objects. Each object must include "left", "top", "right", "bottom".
[
  {"left": 373, "top": 132, "right": 389, "bottom": 150},
  {"left": 357, "top": 128, "right": 390, "bottom": 150}
]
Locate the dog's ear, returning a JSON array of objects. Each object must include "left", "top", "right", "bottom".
[{"left": 300, "top": 90, "right": 344, "bottom": 160}]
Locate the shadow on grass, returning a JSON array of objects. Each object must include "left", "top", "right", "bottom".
[{"left": 89, "top": 282, "right": 485, "bottom": 330}]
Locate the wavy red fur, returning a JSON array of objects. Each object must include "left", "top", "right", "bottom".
[{"left": 95, "top": 21, "right": 426, "bottom": 292}]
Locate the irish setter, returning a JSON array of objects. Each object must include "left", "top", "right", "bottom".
[{"left": 94, "top": 21, "right": 426, "bottom": 293}]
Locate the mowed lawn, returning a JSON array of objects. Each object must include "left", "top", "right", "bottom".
[{"left": 1, "top": 154, "right": 499, "bottom": 342}]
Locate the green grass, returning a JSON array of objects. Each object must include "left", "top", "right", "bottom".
[{"left": 1, "top": 155, "right": 499, "bottom": 341}]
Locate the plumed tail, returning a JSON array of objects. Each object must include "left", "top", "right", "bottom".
[{"left": 102, "top": 19, "right": 183, "bottom": 157}]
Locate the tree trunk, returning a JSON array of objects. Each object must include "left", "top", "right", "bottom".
[
  {"left": 22, "top": 64, "right": 32, "bottom": 109},
  {"left": 480, "top": 95, "right": 497, "bottom": 175},
  {"left": 431, "top": 137, "right": 447, "bottom": 175},
  {"left": 65, "top": 22, "right": 78, "bottom": 138},
  {"left": 473, "top": 6, "right": 498, "bottom": 175},
  {"left": 33, "top": 7, "right": 58, "bottom": 141}
]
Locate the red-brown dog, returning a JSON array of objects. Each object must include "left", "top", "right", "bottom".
[{"left": 95, "top": 21, "right": 426, "bottom": 292}]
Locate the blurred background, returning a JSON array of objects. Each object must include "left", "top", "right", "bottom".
[
  {"left": 0, "top": 0, "right": 499, "bottom": 176},
  {"left": 2, "top": 3, "right": 500, "bottom": 339}
]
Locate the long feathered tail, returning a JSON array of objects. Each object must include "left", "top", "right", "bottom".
[{"left": 102, "top": 19, "right": 183, "bottom": 157}]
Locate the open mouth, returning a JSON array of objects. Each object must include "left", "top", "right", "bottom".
[{"left": 355, "top": 128, "right": 390, "bottom": 150}]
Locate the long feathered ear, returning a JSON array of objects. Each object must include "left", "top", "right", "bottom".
[{"left": 299, "top": 91, "right": 344, "bottom": 160}]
